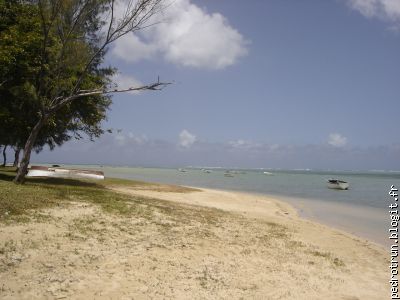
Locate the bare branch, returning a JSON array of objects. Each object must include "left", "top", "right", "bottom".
[
  {"left": 106, "top": 0, "right": 115, "bottom": 40},
  {"left": 48, "top": 80, "right": 172, "bottom": 114},
  {"left": 66, "top": 0, "right": 163, "bottom": 100}
]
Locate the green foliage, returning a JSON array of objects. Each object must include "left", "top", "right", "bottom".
[
  {"left": 0, "top": 167, "right": 137, "bottom": 218},
  {"left": 0, "top": 0, "right": 42, "bottom": 81},
  {"left": 0, "top": 0, "right": 114, "bottom": 151}
]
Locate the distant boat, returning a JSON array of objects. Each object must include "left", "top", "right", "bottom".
[
  {"left": 178, "top": 168, "right": 187, "bottom": 172},
  {"left": 224, "top": 171, "right": 234, "bottom": 177},
  {"left": 327, "top": 179, "right": 349, "bottom": 190},
  {"left": 203, "top": 169, "right": 212, "bottom": 173},
  {"left": 263, "top": 171, "right": 273, "bottom": 176},
  {"left": 26, "top": 166, "right": 104, "bottom": 180}
]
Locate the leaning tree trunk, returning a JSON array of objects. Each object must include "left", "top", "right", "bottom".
[
  {"left": 2, "top": 145, "right": 7, "bottom": 167},
  {"left": 13, "top": 148, "right": 21, "bottom": 168},
  {"left": 14, "top": 117, "right": 47, "bottom": 183}
]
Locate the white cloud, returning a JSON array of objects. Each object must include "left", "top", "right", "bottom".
[
  {"left": 112, "top": 73, "right": 143, "bottom": 94},
  {"left": 346, "top": 0, "right": 400, "bottom": 24},
  {"left": 111, "top": 0, "right": 248, "bottom": 69},
  {"left": 115, "top": 134, "right": 126, "bottom": 146},
  {"left": 127, "top": 132, "right": 148, "bottom": 145},
  {"left": 112, "top": 34, "right": 157, "bottom": 63},
  {"left": 114, "top": 131, "right": 149, "bottom": 147},
  {"left": 34, "top": 132, "right": 400, "bottom": 170},
  {"left": 229, "top": 139, "right": 260, "bottom": 150},
  {"left": 328, "top": 133, "right": 348, "bottom": 148},
  {"left": 229, "top": 139, "right": 248, "bottom": 148},
  {"left": 179, "top": 129, "right": 196, "bottom": 148}
]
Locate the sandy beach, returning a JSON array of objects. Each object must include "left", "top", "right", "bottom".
[
  {"left": 0, "top": 182, "right": 388, "bottom": 299},
  {"left": 1, "top": 0, "right": 395, "bottom": 298}
]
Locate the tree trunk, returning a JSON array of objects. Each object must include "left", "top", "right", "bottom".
[
  {"left": 14, "top": 117, "right": 47, "bottom": 183},
  {"left": 13, "top": 148, "right": 21, "bottom": 168},
  {"left": 2, "top": 145, "right": 7, "bottom": 167}
]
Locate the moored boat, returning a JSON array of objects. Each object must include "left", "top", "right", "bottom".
[
  {"left": 327, "top": 179, "right": 349, "bottom": 190},
  {"left": 224, "top": 171, "right": 234, "bottom": 177},
  {"left": 26, "top": 166, "right": 104, "bottom": 180}
]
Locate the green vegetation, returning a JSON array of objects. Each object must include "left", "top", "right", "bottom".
[
  {"left": 0, "top": 0, "right": 114, "bottom": 175},
  {"left": 0, "top": 166, "right": 228, "bottom": 250},
  {"left": 0, "top": 167, "right": 196, "bottom": 222},
  {"left": 0, "top": 167, "right": 144, "bottom": 219},
  {"left": 0, "top": 1, "right": 167, "bottom": 183}
]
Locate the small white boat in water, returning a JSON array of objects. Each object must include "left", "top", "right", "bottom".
[
  {"left": 27, "top": 166, "right": 104, "bottom": 180},
  {"left": 327, "top": 179, "right": 349, "bottom": 190},
  {"left": 263, "top": 171, "right": 273, "bottom": 176},
  {"left": 178, "top": 168, "right": 187, "bottom": 172}
]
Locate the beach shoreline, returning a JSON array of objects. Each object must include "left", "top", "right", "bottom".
[
  {"left": 233, "top": 190, "right": 388, "bottom": 249},
  {"left": 0, "top": 179, "right": 389, "bottom": 299},
  {"left": 155, "top": 185, "right": 388, "bottom": 249},
  {"left": 33, "top": 164, "right": 390, "bottom": 248},
  {"left": 111, "top": 184, "right": 387, "bottom": 250},
  {"left": 285, "top": 195, "right": 388, "bottom": 248}
]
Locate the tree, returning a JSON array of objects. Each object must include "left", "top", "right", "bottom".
[
  {"left": 13, "top": 147, "right": 20, "bottom": 167},
  {"left": 1, "top": 0, "right": 169, "bottom": 183},
  {"left": 1, "top": 145, "right": 6, "bottom": 167},
  {"left": 0, "top": 0, "right": 113, "bottom": 168},
  {"left": 0, "top": 0, "right": 40, "bottom": 152}
]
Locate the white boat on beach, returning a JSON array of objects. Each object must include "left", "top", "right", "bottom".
[
  {"left": 327, "top": 179, "right": 349, "bottom": 190},
  {"left": 26, "top": 166, "right": 104, "bottom": 180}
]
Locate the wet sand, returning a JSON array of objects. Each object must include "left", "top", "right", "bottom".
[{"left": 273, "top": 195, "right": 387, "bottom": 247}]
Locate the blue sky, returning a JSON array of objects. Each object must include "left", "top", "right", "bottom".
[{"left": 30, "top": 0, "right": 400, "bottom": 170}]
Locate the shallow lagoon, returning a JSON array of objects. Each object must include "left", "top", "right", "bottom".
[{"left": 51, "top": 165, "right": 397, "bottom": 246}]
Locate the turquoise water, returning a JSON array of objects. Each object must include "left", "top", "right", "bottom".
[
  {"left": 102, "top": 167, "right": 397, "bottom": 211},
  {"left": 57, "top": 165, "right": 399, "bottom": 246}
]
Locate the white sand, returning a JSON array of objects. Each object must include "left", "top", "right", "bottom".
[{"left": 0, "top": 186, "right": 389, "bottom": 299}]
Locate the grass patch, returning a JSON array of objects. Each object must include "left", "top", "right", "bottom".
[
  {"left": 256, "top": 221, "right": 289, "bottom": 244},
  {"left": 0, "top": 240, "right": 17, "bottom": 255},
  {"left": 0, "top": 167, "right": 240, "bottom": 248},
  {"left": 197, "top": 265, "right": 225, "bottom": 289},
  {"left": 308, "top": 250, "right": 331, "bottom": 258},
  {"left": 0, "top": 167, "right": 160, "bottom": 221},
  {"left": 71, "top": 217, "right": 98, "bottom": 235},
  {"left": 307, "top": 249, "right": 346, "bottom": 267},
  {"left": 0, "top": 167, "right": 212, "bottom": 227},
  {"left": 333, "top": 257, "right": 346, "bottom": 267},
  {"left": 286, "top": 240, "right": 306, "bottom": 249}
]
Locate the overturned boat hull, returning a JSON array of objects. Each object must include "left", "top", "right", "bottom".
[{"left": 27, "top": 166, "right": 104, "bottom": 180}]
